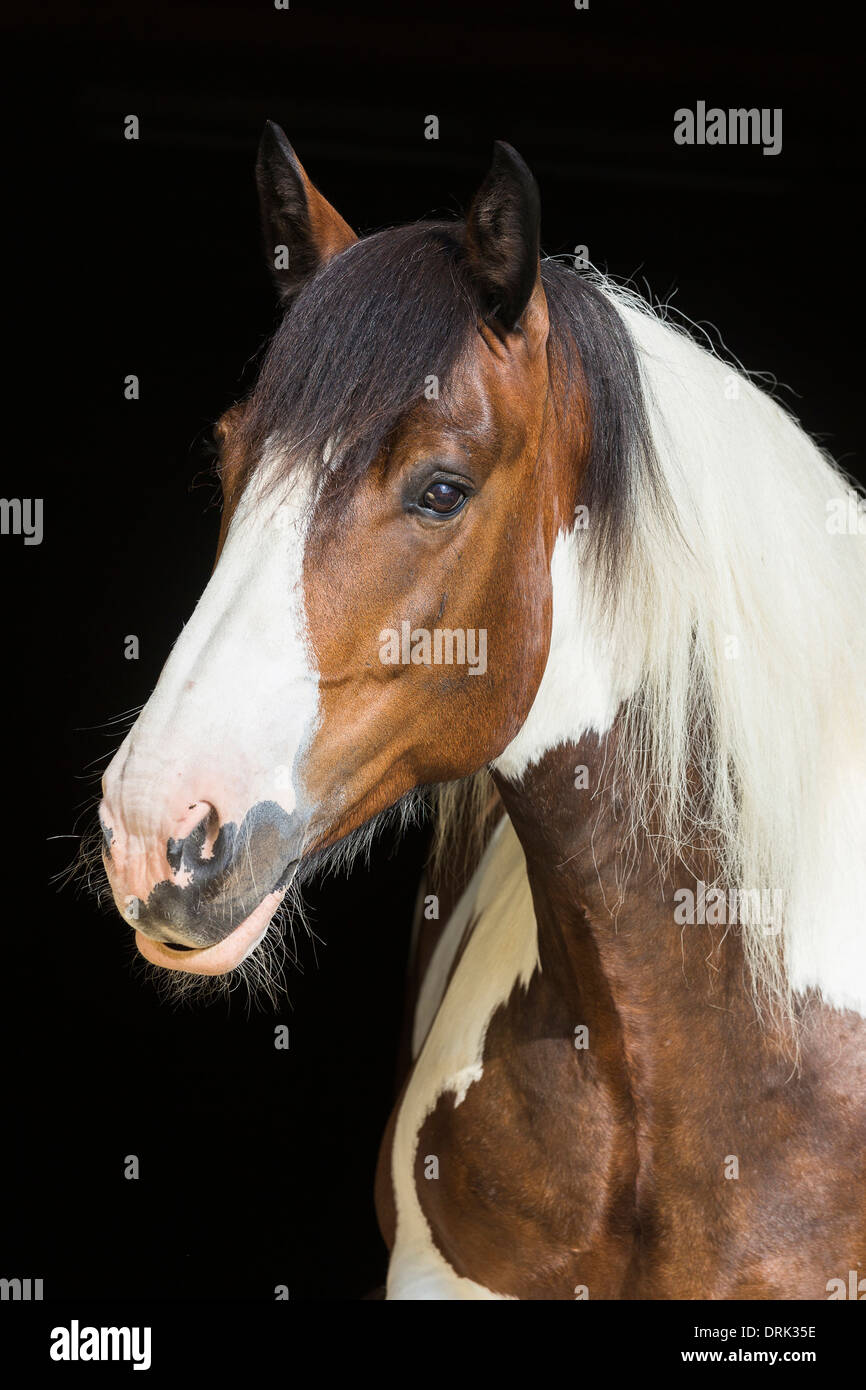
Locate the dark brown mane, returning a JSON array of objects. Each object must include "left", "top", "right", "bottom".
[
  {"left": 231, "top": 219, "right": 661, "bottom": 593},
  {"left": 235, "top": 221, "right": 478, "bottom": 506}
]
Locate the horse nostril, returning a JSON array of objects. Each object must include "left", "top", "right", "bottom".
[
  {"left": 171, "top": 800, "right": 219, "bottom": 845},
  {"left": 198, "top": 806, "right": 220, "bottom": 860},
  {"left": 166, "top": 802, "right": 221, "bottom": 874}
]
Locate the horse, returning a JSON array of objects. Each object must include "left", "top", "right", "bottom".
[{"left": 96, "top": 123, "right": 866, "bottom": 1299}]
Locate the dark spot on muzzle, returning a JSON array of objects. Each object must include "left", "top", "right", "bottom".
[{"left": 134, "top": 800, "right": 303, "bottom": 948}]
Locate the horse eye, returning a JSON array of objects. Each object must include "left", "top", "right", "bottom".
[{"left": 420, "top": 481, "right": 466, "bottom": 515}]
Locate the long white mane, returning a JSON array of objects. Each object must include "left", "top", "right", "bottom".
[{"left": 490, "top": 271, "right": 866, "bottom": 1022}]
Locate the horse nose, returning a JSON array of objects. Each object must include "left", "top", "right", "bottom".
[
  {"left": 99, "top": 793, "right": 233, "bottom": 943},
  {"left": 99, "top": 789, "right": 304, "bottom": 950},
  {"left": 98, "top": 793, "right": 224, "bottom": 889}
]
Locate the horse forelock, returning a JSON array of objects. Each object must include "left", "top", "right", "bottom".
[
  {"left": 231, "top": 221, "right": 480, "bottom": 512},
  {"left": 221, "top": 222, "right": 663, "bottom": 556}
]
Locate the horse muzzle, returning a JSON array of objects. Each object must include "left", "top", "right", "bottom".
[{"left": 99, "top": 795, "right": 306, "bottom": 974}]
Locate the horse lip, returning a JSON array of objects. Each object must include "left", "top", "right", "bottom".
[
  {"left": 134, "top": 885, "right": 289, "bottom": 975},
  {"left": 128, "top": 854, "right": 302, "bottom": 951}
]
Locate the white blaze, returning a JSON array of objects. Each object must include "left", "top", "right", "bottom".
[{"left": 104, "top": 453, "right": 319, "bottom": 839}]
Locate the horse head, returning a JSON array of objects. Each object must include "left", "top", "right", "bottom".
[{"left": 98, "top": 128, "right": 579, "bottom": 977}]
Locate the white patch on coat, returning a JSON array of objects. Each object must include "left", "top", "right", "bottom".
[
  {"left": 387, "top": 815, "right": 537, "bottom": 1300},
  {"left": 492, "top": 531, "right": 637, "bottom": 783}
]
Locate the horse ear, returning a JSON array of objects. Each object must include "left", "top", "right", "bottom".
[
  {"left": 465, "top": 142, "right": 547, "bottom": 345},
  {"left": 255, "top": 121, "right": 357, "bottom": 303}
]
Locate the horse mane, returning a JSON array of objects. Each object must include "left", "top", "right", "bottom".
[
  {"left": 610, "top": 280, "right": 866, "bottom": 1021},
  {"left": 441, "top": 266, "right": 866, "bottom": 1024}
]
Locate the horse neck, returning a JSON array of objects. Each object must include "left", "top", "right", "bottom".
[{"left": 491, "top": 728, "right": 766, "bottom": 1066}]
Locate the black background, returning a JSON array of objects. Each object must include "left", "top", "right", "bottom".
[{"left": 2, "top": 0, "right": 863, "bottom": 1311}]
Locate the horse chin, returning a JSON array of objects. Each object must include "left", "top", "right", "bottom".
[{"left": 134, "top": 888, "right": 285, "bottom": 975}]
